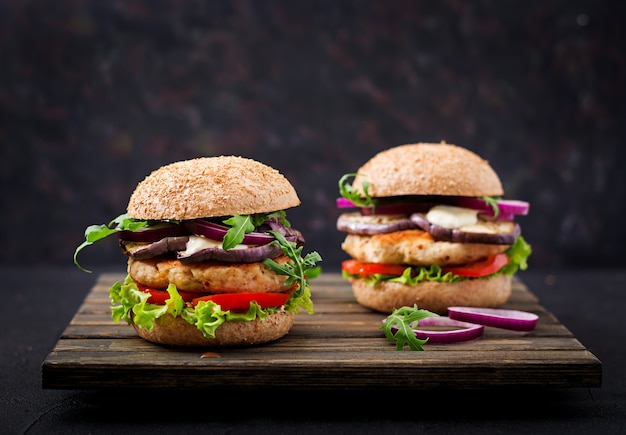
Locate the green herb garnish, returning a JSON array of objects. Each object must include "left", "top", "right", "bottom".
[
  {"left": 262, "top": 230, "right": 322, "bottom": 304},
  {"left": 222, "top": 211, "right": 289, "bottom": 250},
  {"left": 381, "top": 305, "right": 439, "bottom": 351},
  {"left": 338, "top": 173, "right": 377, "bottom": 208},
  {"left": 74, "top": 213, "right": 153, "bottom": 273},
  {"left": 482, "top": 196, "right": 501, "bottom": 218}
]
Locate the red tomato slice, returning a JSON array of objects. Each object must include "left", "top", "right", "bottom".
[
  {"left": 342, "top": 259, "right": 407, "bottom": 277},
  {"left": 441, "top": 253, "right": 509, "bottom": 277},
  {"left": 136, "top": 284, "right": 199, "bottom": 305},
  {"left": 191, "top": 292, "right": 290, "bottom": 311}
]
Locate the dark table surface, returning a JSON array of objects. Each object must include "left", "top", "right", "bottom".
[{"left": 2, "top": 266, "right": 624, "bottom": 434}]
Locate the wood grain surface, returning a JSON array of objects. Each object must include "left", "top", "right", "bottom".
[{"left": 42, "top": 273, "right": 602, "bottom": 390}]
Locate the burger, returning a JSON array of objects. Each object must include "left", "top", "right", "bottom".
[
  {"left": 74, "top": 156, "right": 322, "bottom": 347},
  {"left": 336, "top": 142, "right": 531, "bottom": 314}
]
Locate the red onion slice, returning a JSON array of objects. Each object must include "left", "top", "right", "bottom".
[
  {"left": 336, "top": 198, "right": 433, "bottom": 215},
  {"left": 388, "top": 317, "right": 484, "bottom": 344},
  {"left": 447, "top": 307, "right": 538, "bottom": 331},
  {"left": 338, "top": 196, "right": 529, "bottom": 219},
  {"left": 337, "top": 198, "right": 357, "bottom": 208},
  {"left": 446, "top": 197, "right": 530, "bottom": 217},
  {"left": 117, "top": 224, "right": 189, "bottom": 243},
  {"left": 185, "top": 220, "right": 274, "bottom": 245},
  {"left": 359, "top": 202, "right": 433, "bottom": 216}
]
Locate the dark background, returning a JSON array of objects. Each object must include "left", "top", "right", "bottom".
[{"left": 1, "top": 0, "right": 625, "bottom": 273}]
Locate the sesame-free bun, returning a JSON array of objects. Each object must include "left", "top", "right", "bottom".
[
  {"left": 352, "top": 142, "right": 504, "bottom": 198},
  {"left": 132, "top": 311, "right": 295, "bottom": 347},
  {"left": 349, "top": 274, "right": 511, "bottom": 314},
  {"left": 127, "top": 156, "right": 301, "bottom": 220}
]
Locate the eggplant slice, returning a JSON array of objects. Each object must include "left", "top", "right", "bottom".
[
  {"left": 410, "top": 213, "right": 520, "bottom": 244},
  {"left": 120, "top": 236, "right": 190, "bottom": 259},
  {"left": 177, "top": 243, "right": 285, "bottom": 263},
  {"left": 336, "top": 212, "right": 416, "bottom": 235},
  {"left": 337, "top": 212, "right": 520, "bottom": 245}
]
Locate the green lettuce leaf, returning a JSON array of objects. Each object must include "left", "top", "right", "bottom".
[
  {"left": 74, "top": 214, "right": 157, "bottom": 272},
  {"left": 343, "top": 235, "right": 532, "bottom": 286},
  {"left": 109, "top": 274, "right": 316, "bottom": 339}
]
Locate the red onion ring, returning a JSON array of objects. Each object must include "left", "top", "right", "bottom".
[
  {"left": 117, "top": 224, "right": 189, "bottom": 243},
  {"left": 388, "top": 317, "right": 484, "bottom": 344},
  {"left": 336, "top": 198, "right": 356, "bottom": 208},
  {"left": 336, "top": 198, "right": 433, "bottom": 215},
  {"left": 445, "top": 197, "right": 529, "bottom": 217},
  {"left": 447, "top": 307, "right": 538, "bottom": 331},
  {"left": 360, "top": 203, "right": 433, "bottom": 216},
  {"left": 337, "top": 197, "right": 530, "bottom": 218},
  {"left": 184, "top": 220, "right": 275, "bottom": 245}
]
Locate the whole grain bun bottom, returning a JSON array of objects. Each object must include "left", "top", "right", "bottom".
[
  {"left": 350, "top": 274, "right": 512, "bottom": 314},
  {"left": 132, "top": 311, "right": 295, "bottom": 347}
]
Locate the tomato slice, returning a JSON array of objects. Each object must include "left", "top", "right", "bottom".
[
  {"left": 342, "top": 259, "right": 407, "bottom": 277},
  {"left": 136, "top": 284, "right": 199, "bottom": 305},
  {"left": 191, "top": 292, "right": 290, "bottom": 311},
  {"left": 441, "top": 253, "right": 509, "bottom": 277}
]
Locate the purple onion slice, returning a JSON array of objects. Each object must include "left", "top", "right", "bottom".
[
  {"left": 337, "top": 197, "right": 356, "bottom": 208},
  {"left": 117, "top": 224, "right": 190, "bottom": 243},
  {"left": 447, "top": 306, "right": 538, "bottom": 331},
  {"left": 359, "top": 202, "right": 434, "bottom": 216},
  {"left": 185, "top": 219, "right": 275, "bottom": 245},
  {"left": 443, "top": 197, "right": 530, "bottom": 217},
  {"left": 388, "top": 316, "right": 484, "bottom": 344}
]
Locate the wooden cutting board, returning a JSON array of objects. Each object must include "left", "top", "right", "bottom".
[{"left": 42, "top": 273, "right": 601, "bottom": 390}]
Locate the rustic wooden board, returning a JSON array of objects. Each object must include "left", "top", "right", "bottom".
[{"left": 42, "top": 273, "right": 602, "bottom": 390}]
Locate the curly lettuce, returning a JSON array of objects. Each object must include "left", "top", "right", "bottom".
[
  {"left": 343, "top": 235, "right": 532, "bottom": 286},
  {"left": 109, "top": 275, "right": 315, "bottom": 339}
]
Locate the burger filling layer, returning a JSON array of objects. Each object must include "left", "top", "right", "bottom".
[
  {"left": 341, "top": 230, "right": 509, "bottom": 266},
  {"left": 127, "top": 255, "right": 295, "bottom": 293}
]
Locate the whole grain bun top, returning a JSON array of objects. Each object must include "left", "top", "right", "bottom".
[
  {"left": 127, "top": 156, "right": 301, "bottom": 220},
  {"left": 352, "top": 142, "right": 504, "bottom": 198}
]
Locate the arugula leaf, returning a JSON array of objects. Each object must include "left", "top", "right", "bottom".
[
  {"left": 343, "top": 235, "right": 532, "bottom": 287},
  {"left": 381, "top": 305, "right": 439, "bottom": 351},
  {"left": 338, "top": 173, "right": 377, "bottom": 208},
  {"left": 255, "top": 211, "right": 290, "bottom": 227},
  {"left": 110, "top": 275, "right": 298, "bottom": 339},
  {"left": 222, "top": 211, "right": 292, "bottom": 250},
  {"left": 262, "top": 230, "right": 322, "bottom": 312},
  {"left": 74, "top": 213, "right": 150, "bottom": 273},
  {"left": 481, "top": 196, "right": 501, "bottom": 218},
  {"left": 222, "top": 215, "right": 256, "bottom": 250}
]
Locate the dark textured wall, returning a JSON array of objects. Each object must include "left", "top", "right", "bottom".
[{"left": 1, "top": 0, "right": 625, "bottom": 271}]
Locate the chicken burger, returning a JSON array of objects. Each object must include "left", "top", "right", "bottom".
[
  {"left": 336, "top": 142, "right": 531, "bottom": 314},
  {"left": 75, "top": 156, "right": 322, "bottom": 347}
]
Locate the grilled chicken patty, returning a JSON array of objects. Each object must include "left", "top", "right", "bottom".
[
  {"left": 127, "top": 255, "right": 293, "bottom": 293},
  {"left": 341, "top": 230, "right": 509, "bottom": 267}
]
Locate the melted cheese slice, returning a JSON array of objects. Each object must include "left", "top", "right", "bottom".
[
  {"left": 426, "top": 205, "right": 478, "bottom": 229},
  {"left": 179, "top": 235, "right": 251, "bottom": 257}
]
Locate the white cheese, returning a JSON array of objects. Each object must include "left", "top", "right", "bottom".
[
  {"left": 426, "top": 205, "right": 478, "bottom": 229},
  {"left": 179, "top": 235, "right": 250, "bottom": 257}
]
